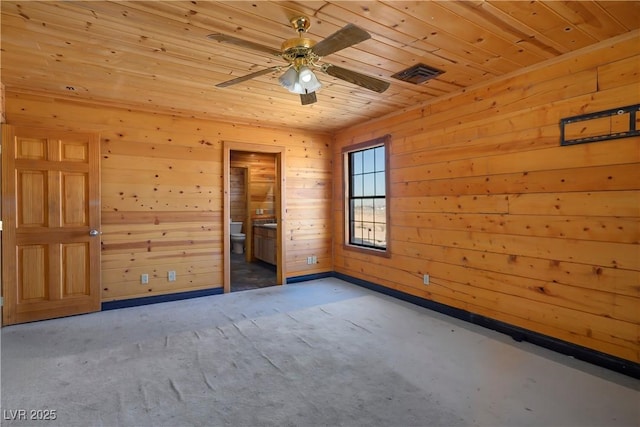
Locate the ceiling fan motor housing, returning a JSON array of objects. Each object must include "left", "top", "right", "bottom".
[{"left": 281, "top": 37, "right": 317, "bottom": 65}]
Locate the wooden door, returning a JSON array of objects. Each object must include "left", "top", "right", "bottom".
[{"left": 2, "top": 125, "right": 101, "bottom": 325}]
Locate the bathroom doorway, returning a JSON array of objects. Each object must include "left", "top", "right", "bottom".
[
  {"left": 229, "top": 158, "right": 276, "bottom": 292},
  {"left": 223, "top": 141, "right": 286, "bottom": 293}
]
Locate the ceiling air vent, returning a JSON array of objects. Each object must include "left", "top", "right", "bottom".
[{"left": 391, "top": 63, "right": 444, "bottom": 85}]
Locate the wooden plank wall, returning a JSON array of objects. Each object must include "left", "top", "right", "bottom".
[
  {"left": 0, "top": 83, "right": 5, "bottom": 124},
  {"left": 332, "top": 32, "right": 640, "bottom": 363},
  {"left": 4, "top": 93, "right": 333, "bottom": 300},
  {"left": 229, "top": 167, "right": 246, "bottom": 224}
]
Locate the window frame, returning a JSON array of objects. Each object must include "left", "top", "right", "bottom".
[{"left": 342, "top": 135, "right": 391, "bottom": 257}]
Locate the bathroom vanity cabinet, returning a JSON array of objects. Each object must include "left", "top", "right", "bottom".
[{"left": 253, "top": 225, "right": 276, "bottom": 265}]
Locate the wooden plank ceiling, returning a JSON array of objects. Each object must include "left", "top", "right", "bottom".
[{"left": 2, "top": 1, "right": 639, "bottom": 133}]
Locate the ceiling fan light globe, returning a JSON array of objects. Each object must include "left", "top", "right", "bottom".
[
  {"left": 300, "top": 70, "right": 322, "bottom": 93},
  {"left": 278, "top": 67, "right": 299, "bottom": 92},
  {"left": 299, "top": 66, "right": 314, "bottom": 83},
  {"left": 291, "top": 82, "right": 305, "bottom": 94}
]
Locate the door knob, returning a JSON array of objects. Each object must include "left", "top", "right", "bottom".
[{"left": 89, "top": 229, "right": 100, "bottom": 236}]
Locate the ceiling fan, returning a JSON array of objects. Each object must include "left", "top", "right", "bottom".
[{"left": 208, "top": 16, "right": 390, "bottom": 105}]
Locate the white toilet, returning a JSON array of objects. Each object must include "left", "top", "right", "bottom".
[{"left": 230, "top": 221, "right": 246, "bottom": 254}]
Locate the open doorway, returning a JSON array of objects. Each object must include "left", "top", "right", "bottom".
[
  {"left": 229, "top": 157, "right": 276, "bottom": 292},
  {"left": 229, "top": 165, "right": 271, "bottom": 291},
  {"left": 223, "top": 141, "right": 286, "bottom": 293}
]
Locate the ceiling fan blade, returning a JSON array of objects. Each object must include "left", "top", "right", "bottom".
[
  {"left": 312, "top": 23, "right": 371, "bottom": 57},
  {"left": 207, "top": 33, "right": 282, "bottom": 57},
  {"left": 216, "top": 66, "right": 281, "bottom": 88},
  {"left": 322, "top": 64, "right": 390, "bottom": 93},
  {"left": 300, "top": 92, "right": 317, "bottom": 105}
]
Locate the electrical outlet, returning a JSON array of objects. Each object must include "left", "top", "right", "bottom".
[
  {"left": 423, "top": 274, "right": 430, "bottom": 285},
  {"left": 168, "top": 271, "right": 176, "bottom": 282},
  {"left": 312, "top": 255, "right": 317, "bottom": 264},
  {"left": 141, "top": 274, "right": 149, "bottom": 284},
  {"left": 307, "top": 256, "right": 313, "bottom": 265}
]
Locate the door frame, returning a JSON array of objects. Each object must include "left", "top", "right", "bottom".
[{"left": 223, "top": 141, "right": 286, "bottom": 293}]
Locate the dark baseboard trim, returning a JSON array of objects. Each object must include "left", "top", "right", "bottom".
[
  {"left": 286, "top": 272, "right": 335, "bottom": 283},
  {"left": 332, "top": 272, "right": 640, "bottom": 380},
  {"left": 101, "top": 288, "right": 224, "bottom": 311}
]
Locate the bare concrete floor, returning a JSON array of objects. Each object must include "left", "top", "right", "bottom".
[{"left": 2, "top": 278, "right": 638, "bottom": 427}]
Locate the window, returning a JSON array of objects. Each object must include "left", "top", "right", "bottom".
[{"left": 343, "top": 135, "right": 390, "bottom": 254}]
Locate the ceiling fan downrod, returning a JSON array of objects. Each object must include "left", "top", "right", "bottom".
[{"left": 290, "top": 16, "right": 311, "bottom": 34}]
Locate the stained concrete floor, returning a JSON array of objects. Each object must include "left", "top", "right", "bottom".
[
  {"left": 2, "top": 278, "right": 638, "bottom": 427},
  {"left": 230, "top": 252, "right": 276, "bottom": 293}
]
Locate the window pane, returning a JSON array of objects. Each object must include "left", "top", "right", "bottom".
[
  {"left": 352, "top": 174, "right": 363, "bottom": 197},
  {"left": 361, "top": 222, "right": 374, "bottom": 246},
  {"left": 363, "top": 148, "right": 375, "bottom": 173},
  {"left": 353, "top": 221, "right": 366, "bottom": 245},
  {"left": 362, "top": 198, "right": 374, "bottom": 246},
  {"left": 350, "top": 221, "right": 362, "bottom": 245},
  {"left": 352, "top": 151, "right": 363, "bottom": 174},
  {"left": 375, "top": 171, "right": 385, "bottom": 196},
  {"left": 373, "top": 198, "right": 386, "bottom": 224},
  {"left": 375, "top": 146, "right": 385, "bottom": 171},
  {"left": 363, "top": 173, "right": 375, "bottom": 197},
  {"left": 374, "top": 223, "right": 386, "bottom": 248},
  {"left": 351, "top": 199, "right": 362, "bottom": 222},
  {"left": 362, "top": 198, "right": 374, "bottom": 221}
]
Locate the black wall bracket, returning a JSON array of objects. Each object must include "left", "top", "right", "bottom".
[{"left": 560, "top": 104, "right": 640, "bottom": 146}]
